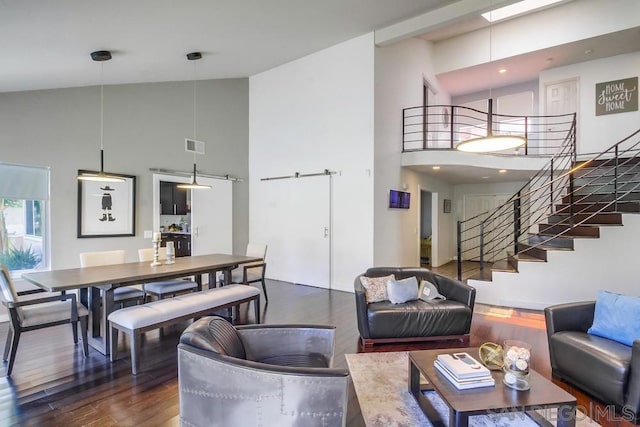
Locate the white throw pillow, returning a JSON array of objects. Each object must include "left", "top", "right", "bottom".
[{"left": 418, "top": 279, "right": 447, "bottom": 301}]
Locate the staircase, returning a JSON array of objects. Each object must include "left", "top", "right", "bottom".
[{"left": 457, "top": 128, "right": 640, "bottom": 309}]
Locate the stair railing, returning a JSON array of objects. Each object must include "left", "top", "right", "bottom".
[
  {"left": 456, "top": 125, "right": 640, "bottom": 281},
  {"left": 402, "top": 104, "right": 576, "bottom": 157}
]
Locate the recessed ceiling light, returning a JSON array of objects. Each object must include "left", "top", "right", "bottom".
[
  {"left": 432, "top": 166, "right": 441, "bottom": 170},
  {"left": 584, "top": 49, "right": 593, "bottom": 55},
  {"left": 499, "top": 68, "right": 507, "bottom": 74},
  {"left": 481, "top": 0, "right": 564, "bottom": 22},
  {"left": 482, "top": 176, "right": 490, "bottom": 179},
  {"left": 499, "top": 169, "right": 507, "bottom": 173}
]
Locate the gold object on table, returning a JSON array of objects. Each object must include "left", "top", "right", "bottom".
[{"left": 478, "top": 342, "right": 504, "bottom": 370}]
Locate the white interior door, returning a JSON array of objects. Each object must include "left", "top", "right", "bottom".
[
  {"left": 545, "top": 79, "right": 578, "bottom": 155},
  {"left": 255, "top": 175, "right": 330, "bottom": 288},
  {"left": 191, "top": 177, "right": 232, "bottom": 255}
]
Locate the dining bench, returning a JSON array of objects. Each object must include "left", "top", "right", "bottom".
[{"left": 108, "top": 284, "right": 260, "bottom": 375}]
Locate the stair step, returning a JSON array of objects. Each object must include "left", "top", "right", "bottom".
[
  {"left": 547, "top": 212, "right": 622, "bottom": 225},
  {"left": 562, "top": 192, "right": 640, "bottom": 204},
  {"left": 491, "top": 259, "right": 517, "bottom": 273},
  {"left": 467, "top": 268, "right": 494, "bottom": 282},
  {"left": 527, "top": 233, "right": 574, "bottom": 250},
  {"left": 510, "top": 251, "right": 546, "bottom": 263},
  {"left": 575, "top": 157, "right": 640, "bottom": 169},
  {"left": 538, "top": 223, "right": 600, "bottom": 238},
  {"left": 516, "top": 243, "right": 547, "bottom": 262},
  {"left": 555, "top": 201, "right": 640, "bottom": 213}
]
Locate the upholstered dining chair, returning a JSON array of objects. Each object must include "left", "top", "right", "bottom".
[
  {"left": 228, "top": 243, "right": 268, "bottom": 302},
  {"left": 137, "top": 248, "right": 197, "bottom": 301},
  {"left": 79, "top": 250, "right": 145, "bottom": 306},
  {"left": 0, "top": 265, "right": 89, "bottom": 376}
]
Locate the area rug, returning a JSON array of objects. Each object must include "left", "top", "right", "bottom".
[{"left": 345, "top": 351, "right": 600, "bottom": 427}]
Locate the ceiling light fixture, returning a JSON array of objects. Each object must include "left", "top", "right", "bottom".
[
  {"left": 499, "top": 169, "right": 507, "bottom": 173},
  {"left": 177, "top": 52, "right": 211, "bottom": 190},
  {"left": 77, "top": 50, "right": 125, "bottom": 183},
  {"left": 481, "top": 0, "right": 565, "bottom": 23},
  {"left": 499, "top": 68, "right": 507, "bottom": 74},
  {"left": 432, "top": 166, "right": 441, "bottom": 170},
  {"left": 457, "top": 5, "right": 526, "bottom": 154}
]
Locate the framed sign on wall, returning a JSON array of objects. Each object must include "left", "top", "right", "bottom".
[
  {"left": 595, "top": 77, "right": 638, "bottom": 116},
  {"left": 77, "top": 170, "right": 136, "bottom": 238}
]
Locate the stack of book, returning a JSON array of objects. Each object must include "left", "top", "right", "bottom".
[{"left": 434, "top": 352, "right": 495, "bottom": 390}]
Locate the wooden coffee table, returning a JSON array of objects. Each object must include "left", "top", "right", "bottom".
[{"left": 409, "top": 348, "right": 577, "bottom": 427}]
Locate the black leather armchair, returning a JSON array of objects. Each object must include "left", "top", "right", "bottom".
[
  {"left": 545, "top": 302, "right": 640, "bottom": 423},
  {"left": 178, "top": 316, "right": 350, "bottom": 426},
  {"left": 354, "top": 267, "right": 475, "bottom": 348}
]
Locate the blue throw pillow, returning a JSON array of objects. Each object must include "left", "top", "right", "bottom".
[
  {"left": 587, "top": 290, "right": 640, "bottom": 346},
  {"left": 387, "top": 277, "right": 419, "bottom": 304}
]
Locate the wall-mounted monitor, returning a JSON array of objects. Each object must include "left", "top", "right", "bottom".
[{"left": 389, "top": 190, "right": 410, "bottom": 209}]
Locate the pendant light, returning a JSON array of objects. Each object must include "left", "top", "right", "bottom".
[
  {"left": 456, "top": 6, "right": 526, "bottom": 153},
  {"left": 77, "top": 50, "right": 125, "bottom": 182},
  {"left": 177, "top": 52, "right": 211, "bottom": 190}
]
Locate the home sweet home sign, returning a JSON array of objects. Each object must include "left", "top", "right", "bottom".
[{"left": 595, "top": 77, "right": 638, "bottom": 116}]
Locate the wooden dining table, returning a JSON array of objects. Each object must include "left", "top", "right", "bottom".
[{"left": 21, "top": 253, "right": 262, "bottom": 355}]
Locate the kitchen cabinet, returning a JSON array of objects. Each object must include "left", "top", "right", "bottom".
[
  {"left": 160, "top": 181, "right": 189, "bottom": 215},
  {"left": 161, "top": 233, "right": 191, "bottom": 257}
]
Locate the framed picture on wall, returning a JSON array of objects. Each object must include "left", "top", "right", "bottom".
[
  {"left": 443, "top": 199, "right": 452, "bottom": 214},
  {"left": 77, "top": 170, "right": 136, "bottom": 238}
]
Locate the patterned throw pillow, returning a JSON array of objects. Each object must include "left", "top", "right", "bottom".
[{"left": 360, "top": 275, "right": 395, "bottom": 303}]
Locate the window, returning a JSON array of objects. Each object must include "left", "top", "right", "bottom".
[{"left": 0, "top": 162, "right": 49, "bottom": 274}]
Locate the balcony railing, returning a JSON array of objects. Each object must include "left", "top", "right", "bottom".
[{"left": 402, "top": 104, "right": 576, "bottom": 157}]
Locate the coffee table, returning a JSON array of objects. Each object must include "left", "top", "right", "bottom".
[{"left": 409, "top": 348, "right": 577, "bottom": 427}]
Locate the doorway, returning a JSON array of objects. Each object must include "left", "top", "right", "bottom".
[{"left": 420, "top": 190, "right": 433, "bottom": 267}]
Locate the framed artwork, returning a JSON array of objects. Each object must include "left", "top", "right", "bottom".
[
  {"left": 77, "top": 170, "right": 136, "bottom": 238},
  {"left": 443, "top": 199, "right": 452, "bottom": 214}
]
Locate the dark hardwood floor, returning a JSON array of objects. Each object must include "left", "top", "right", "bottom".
[{"left": 0, "top": 276, "right": 632, "bottom": 426}]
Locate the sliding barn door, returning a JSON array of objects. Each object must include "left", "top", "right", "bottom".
[
  {"left": 255, "top": 175, "right": 331, "bottom": 288},
  {"left": 191, "top": 177, "right": 233, "bottom": 255}
]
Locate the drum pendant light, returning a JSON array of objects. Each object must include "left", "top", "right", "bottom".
[
  {"left": 178, "top": 52, "right": 211, "bottom": 190},
  {"left": 456, "top": 7, "right": 525, "bottom": 153},
  {"left": 77, "top": 50, "right": 125, "bottom": 182}
]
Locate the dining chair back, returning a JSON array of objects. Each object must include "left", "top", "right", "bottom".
[
  {"left": 79, "top": 250, "right": 144, "bottom": 305},
  {"left": 229, "top": 243, "right": 268, "bottom": 302},
  {"left": 0, "top": 265, "right": 89, "bottom": 376},
  {"left": 137, "top": 248, "right": 197, "bottom": 300}
]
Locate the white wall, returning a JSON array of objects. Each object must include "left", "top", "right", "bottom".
[
  {"left": 249, "top": 33, "right": 375, "bottom": 292},
  {"left": 470, "top": 213, "right": 640, "bottom": 309},
  {"left": 0, "top": 79, "right": 249, "bottom": 269},
  {"left": 434, "top": 0, "right": 640, "bottom": 75},
  {"left": 540, "top": 51, "right": 640, "bottom": 155},
  {"left": 374, "top": 37, "right": 454, "bottom": 267}
]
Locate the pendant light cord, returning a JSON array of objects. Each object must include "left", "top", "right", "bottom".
[
  {"left": 193, "top": 59, "right": 197, "bottom": 165},
  {"left": 100, "top": 61, "right": 104, "bottom": 151}
]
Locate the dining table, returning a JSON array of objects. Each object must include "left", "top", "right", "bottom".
[{"left": 21, "top": 253, "right": 262, "bottom": 355}]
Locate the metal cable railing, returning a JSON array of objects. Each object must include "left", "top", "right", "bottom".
[
  {"left": 402, "top": 104, "right": 576, "bottom": 156},
  {"left": 456, "top": 126, "right": 640, "bottom": 280}
]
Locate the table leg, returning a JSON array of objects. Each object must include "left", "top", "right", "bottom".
[
  {"left": 409, "top": 360, "right": 444, "bottom": 425},
  {"left": 89, "top": 287, "right": 101, "bottom": 337},
  {"left": 195, "top": 274, "right": 203, "bottom": 291},
  {"left": 85, "top": 286, "right": 115, "bottom": 356},
  {"left": 208, "top": 272, "right": 216, "bottom": 289},
  {"left": 450, "top": 409, "right": 469, "bottom": 427},
  {"left": 557, "top": 404, "right": 576, "bottom": 427},
  {"left": 223, "top": 267, "right": 232, "bottom": 286}
]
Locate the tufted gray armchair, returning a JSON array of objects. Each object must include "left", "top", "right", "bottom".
[{"left": 178, "top": 316, "right": 350, "bottom": 427}]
